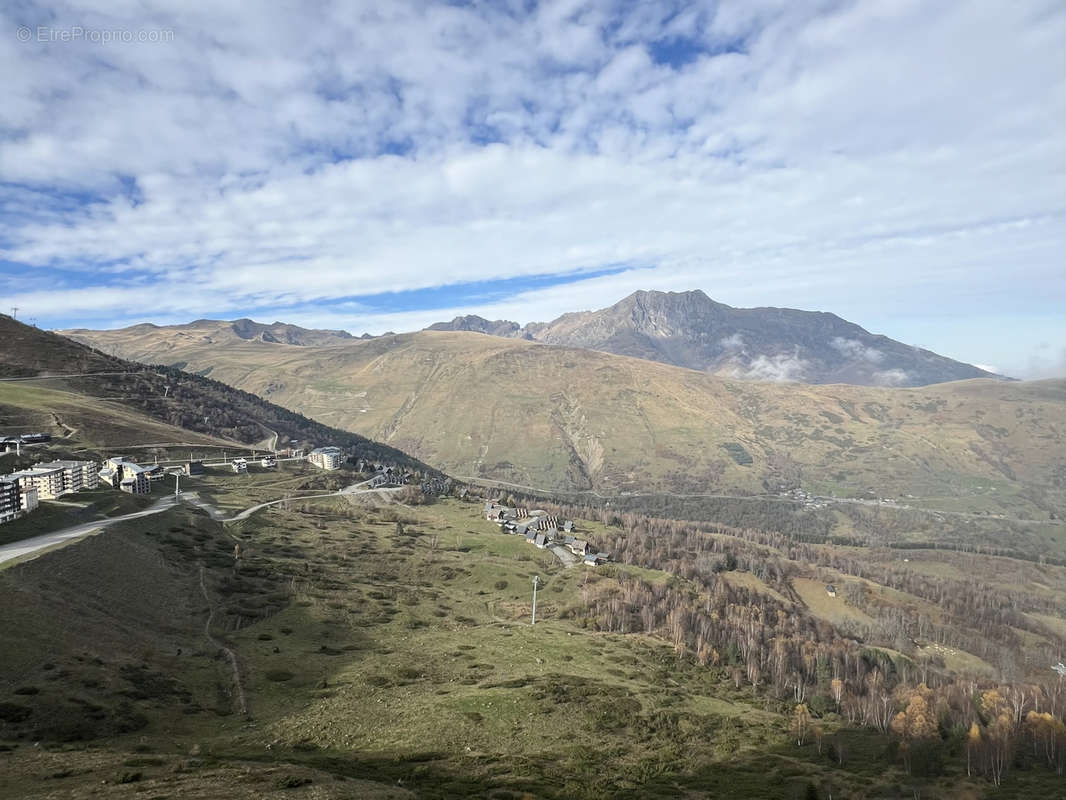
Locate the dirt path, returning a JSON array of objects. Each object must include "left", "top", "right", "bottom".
[
  {"left": 199, "top": 564, "right": 247, "bottom": 716},
  {"left": 50, "top": 412, "right": 77, "bottom": 440},
  {"left": 185, "top": 481, "right": 398, "bottom": 523},
  {"left": 550, "top": 544, "right": 578, "bottom": 568}
]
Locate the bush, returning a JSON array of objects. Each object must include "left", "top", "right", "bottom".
[
  {"left": 0, "top": 702, "right": 32, "bottom": 723},
  {"left": 494, "top": 580, "right": 509, "bottom": 590},
  {"left": 275, "top": 775, "right": 312, "bottom": 789},
  {"left": 265, "top": 670, "right": 294, "bottom": 682}
]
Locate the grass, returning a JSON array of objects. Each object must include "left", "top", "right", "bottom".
[
  {"left": 792, "top": 577, "right": 875, "bottom": 628},
  {"left": 0, "top": 488, "right": 160, "bottom": 548},
  {"left": 1, "top": 465, "right": 1064, "bottom": 797}
]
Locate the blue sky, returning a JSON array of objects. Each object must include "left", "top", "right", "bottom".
[{"left": 1, "top": 0, "right": 1064, "bottom": 378}]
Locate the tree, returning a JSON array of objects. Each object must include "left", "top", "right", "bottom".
[
  {"left": 792, "top": 703, "right": 812, "bottom": 746},
  {"left": 966, "top": 722, "right": 981, "bottom": 778},
  {"left": 831, "top": 677, "right": 845, "bottom": 709},
  {"left": 890, "top": 686, "right": 938, "bottom": 774}
]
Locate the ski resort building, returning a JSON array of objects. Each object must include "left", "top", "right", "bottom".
[
  {"left": 0, "top": 478, "right": 21, "bottom": 524},
  {"left": 35, "top": 460, "right": 99, "bottom": 492},
  {"left": 98, "top": 457, "right": 151, "bottom": 494},
  {"left": 308, "top": 446, "right": 344, "bottom": 470}
]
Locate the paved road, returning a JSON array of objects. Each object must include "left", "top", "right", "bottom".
[
  {"left": 0, "top": 496, "right": 179, "bottom": 566},
  {"left": 0, "top": 370, "right": 155, "bottom": 382}
]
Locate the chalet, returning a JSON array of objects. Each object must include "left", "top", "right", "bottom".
[
  {"left": 534, "top": 532, "right": 549, "bottom": 549},
  {"left": 524, "top": 529, "right": 537, "bottom": 545},
  {"left": 825, "top": 584, "right": 838, "bottom": 597},
  {"left": 568, "top": 539, "right": 592, "bottom": 557},
  {"left": 583, "top": 552, "right": 610, "bottom": 566},
  {"left": 184, "top": 460, "right": 205, "bottom": 476},
  {"left": 562, "top": 520, "right": 574, "bottom": 533},
  {"left": 231, "top": 458, "right": 248, "bottom": 474},
  {"left": 261, "top": 455, "right": 277, "bottom": 468}
]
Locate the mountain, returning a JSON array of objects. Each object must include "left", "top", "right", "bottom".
[
  {"left": 423, "top": 290, "right": 998, "bottom": 387},
  {"left": 65, "top": 317, "right": 353, "bottom": 357},
  {"left": 58, "top": 321, "right": 1066, "bottom": 520},
  {"left": 426, "top": 314, "right": 522, "bottom": 337},
  {"left": 1, "top": 314, "right": 435, "bottom": 473}
]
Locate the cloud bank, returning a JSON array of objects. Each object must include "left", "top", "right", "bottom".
[{"left": 0, "top": 1, "right": 1063, "bottom": 377}]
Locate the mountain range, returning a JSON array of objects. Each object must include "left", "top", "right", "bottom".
[
  {"left": 425, "top": 290, "right": 998, "bottom": 387},
  {"left": 60, "top": 311, "right": 1065, "bottom": 518}
]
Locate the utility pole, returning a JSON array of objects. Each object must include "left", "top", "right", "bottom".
[
  {"left": 10, "top": 307, "right": 18, "bottom": 320},
  {"left": 531, "top": 575, "right": 541, "bottom": 625}
]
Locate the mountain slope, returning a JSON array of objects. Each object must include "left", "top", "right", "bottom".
[
  {"left": 56, "top": 322, "right": 1066, "bottom": 519},
  {"left": 0, "top": 314, "right": 436, "bottom": 473},
  {"left": 424, "top": 290, "right": 998, "bottom": 386}
]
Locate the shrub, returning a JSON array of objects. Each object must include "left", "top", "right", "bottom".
[
  {"left": 0, "top": 702, "right": 32, "bottom": 723},
  {"left": 264, "top": 670, "right": 294, "bottom": 682},
  {"left": 275, "top": 775, "right": 312, "bottom": 789}
]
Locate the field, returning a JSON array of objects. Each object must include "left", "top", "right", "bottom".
[{"left": 2, "top": 462, "right": 1065, "bottom": 797}]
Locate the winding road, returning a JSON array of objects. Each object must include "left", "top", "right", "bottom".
[{"left": 0, "top": 480, "right": 399, "bottom": 567}]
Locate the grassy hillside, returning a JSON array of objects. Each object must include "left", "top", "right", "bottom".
[
  {"left": 3, "top": 464, "right": 1063, "bottom": 797},
  {"left": 63, "top": 324, "right": 1066, "bottom": 521},
  {"left": 0, "top": 315, "right": 437, "bottom": 475}
]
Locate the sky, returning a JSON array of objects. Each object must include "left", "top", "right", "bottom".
[{"left": 1, "top": 1, "right": 1064, "bottom": 379}]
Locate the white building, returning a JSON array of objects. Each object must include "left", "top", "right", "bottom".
[
  {"left": 231, "top": 458, "right": 248, "bottom": 473},
  {"left": 98, "top": 456, "right": 151, "bottom": 494},
  {"left": 119, "top": 464, "right": 151, "bottom": 494},
  {"left": 8, "top": 465, "right": 65, "bottom": 501},
  {"left": 34, "top": 460, "right": 99, "bottom": 492},
  {"left": 308, "top": 446, "right": 344, "bottom": 470}
]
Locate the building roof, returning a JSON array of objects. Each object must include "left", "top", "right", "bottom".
[
  {"left": 311, "top": 446, "right": 343, "bottom": 455},
  {"left": 35, "top": 460, "right": 93, "bottom": 469},
  {"left": 7, "top": 466, "right": 64, "bottom": 479}
]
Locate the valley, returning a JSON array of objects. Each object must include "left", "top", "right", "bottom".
[
  {"left": 62, "top": 322, "right": 1066, "bottom": 525},
  {"left": 1, "top": 316, "right": 1065, "bottom": 797}
]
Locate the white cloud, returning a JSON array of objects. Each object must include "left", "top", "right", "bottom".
[
  {"left": 871, "top": 368, "right": 910, "bottom": 387},
  {"left": 0, "top": 0, "right": 1061, "bottom": 373},
  {"left": 719, "top": 333, "right": 745, "bottom": 351},
  {"left": 831, "top": 337, "right": 884, "bottom": 363},
  {"left": 721, "top": 353, "right": 809, "bottom": 383}
]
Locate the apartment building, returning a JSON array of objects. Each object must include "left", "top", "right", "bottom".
[
  {"left": 35, "top": 460, "right": 99, "bottom": 492},
  {"left": 308, "top": 446, "right": 344, "bottom": 470},
  {"left": 98, "top": 456, "right": 151, "bottom": 494},
  {"left": 119, "top": 463, "right": 151, "bottom": 494},
  {"left": 9, "top": 465, "right": 65, "bottom": 501},
  {"left": 0, "top": 478, "right": 20, "bottom": 524}
]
